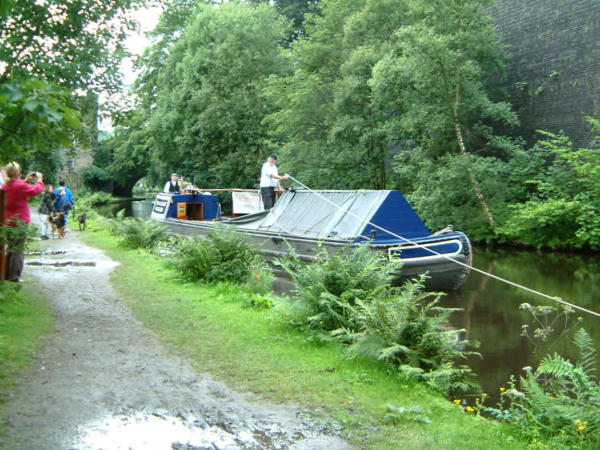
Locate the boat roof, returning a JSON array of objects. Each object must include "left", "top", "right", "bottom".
[{"left": 233, "top": 188, "right": 431, "bottom": 241}]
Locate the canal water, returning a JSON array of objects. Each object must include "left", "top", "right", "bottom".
[{"left": 118, "top": 199, "right": 600, "bottom": 403}]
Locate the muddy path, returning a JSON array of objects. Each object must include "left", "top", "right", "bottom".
[{"left": 0, "top": 231, "right": 350, "bottom": 449}]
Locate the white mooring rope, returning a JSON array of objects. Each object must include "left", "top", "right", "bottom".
[{"left": 287, "top": 175, "right": 600, "bottom": 318}]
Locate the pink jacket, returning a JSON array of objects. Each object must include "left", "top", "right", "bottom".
[{"left": 1, "top": 179, "right": 44, "bottom": 226}]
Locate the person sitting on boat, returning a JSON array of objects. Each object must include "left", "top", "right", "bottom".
[
  {"left": 260, "top": 154, "right": 288, "bottom": 210},
  {"left": 164, "top": 173, "right": 182, "bottom": 194}
]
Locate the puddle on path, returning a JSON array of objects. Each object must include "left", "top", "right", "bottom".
[
  {"left": 74, "top": 412, "right": 298, "bottom": 449},
  {"left": 27, "top": 250, "right": 69, "bottom": 256},
  {"left": 27, "top": 260, "right": 97, "bottom": 267}
]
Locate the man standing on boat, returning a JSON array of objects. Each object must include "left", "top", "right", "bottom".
[
  {"left": 164, "top": 173, "right": 182, "bottom": 194},
  {"left": 260, "top": 154, "right": 288, "bottom": 210}
]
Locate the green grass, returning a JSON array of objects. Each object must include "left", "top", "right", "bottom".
[
  {"left": 0, "top": 284, "right": 53, "bottom": 433},
  {"left": 80, "top": 228, "right": 529, "bottom": 449}
]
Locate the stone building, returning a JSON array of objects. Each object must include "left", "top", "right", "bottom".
[
  {"left": 57, "top": 93, "right": 98, "bottom": 189},
  {"left": 492, "top": 0, "right": 600, "bottom": 147}
]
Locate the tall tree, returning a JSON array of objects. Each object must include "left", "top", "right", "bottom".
[
  {"left": 248, "top": 0, "right": 320, "bottom": 40},
  {"left": 264, "top": 0, "right": 404, "bottom": 189},
  {"left": 370, "top": 0, "right": 518, "bottom": 227},
  {"left": 148, "top": 2, "right": 290, "bottom": 188}
]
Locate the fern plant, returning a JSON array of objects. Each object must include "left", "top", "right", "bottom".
[
  {"left": 487, "top": 328, "right": 599, "bottom": 447},
  {"left": 340, "top": 275, "right": 480, "bottom": 396},
  {"left": 106, "top": 215, "right": 169, "bottom": 249},
  {"left": 277, "top": 243, "right": 400, "bottom": 332},
  {"left": 278, "top": 244, "right": 479, "bottom": 396},
  {"left": 168, "top": 225, "right": 270, "bottom": 286}
]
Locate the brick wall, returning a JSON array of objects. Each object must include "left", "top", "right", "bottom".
[{"left": 492, "top": 0, "right": 600, "bottom": 146}]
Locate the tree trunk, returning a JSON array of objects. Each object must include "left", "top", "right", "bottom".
[{"left": 453, "top": 68, "right": 496, "bottom": 228}]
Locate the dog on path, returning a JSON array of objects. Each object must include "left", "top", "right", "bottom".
[
  {"left": 78, "top": 213, "right": 87, "bottom": 231},
  {"left": 50, "top": 212, "right": 66, "bottom": 239}
]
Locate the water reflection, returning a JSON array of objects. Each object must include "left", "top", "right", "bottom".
[
  {"left": 75, "top": 413, "right": 240, "bottom": 449},
  {"left": 443, "top": 247, "right": 600, "bottom": 401},
  {"left": 95, "top": 199, "right": 154, "bottom": 220}
]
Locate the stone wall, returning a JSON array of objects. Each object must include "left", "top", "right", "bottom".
[
  {"left": 492, "top": 0, "right": 600, "bottom": 146},
  {"left": 58, "top": 93, "right": 98, "bottom": 189}
]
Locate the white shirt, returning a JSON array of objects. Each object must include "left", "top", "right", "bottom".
[
  {"left": 260, "top": 162, "right": 279, "bottom": 188},
  {"left": 164, "top": 180, "right": 181, "bottom": 193}
]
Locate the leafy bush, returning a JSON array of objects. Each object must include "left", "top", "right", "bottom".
[
  {"left": 487, "top": 329, "right": 600, "bottom": 447},
  {"left": 496, "top": 198, "right": 581, "bottom": 249},
  {"left": 81, "top": 165, "right": 111, "bottom": 190},
  {"left": 71, "top": 190, "right": 114, "bottom": 221},
  {"left": 168, "top": 225, "right": 270, "bottom": 285},
  {"left": 106, "top": 215, "right": 169, "bottom": 249}
]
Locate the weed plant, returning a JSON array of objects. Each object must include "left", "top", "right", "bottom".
[
  {"left": 278, "top": 244, "right": 479, "bottom": 396},
  {"left": 168, "top": 225, "right": 272, "bottom": 287},
  {"left": 487, "top": 329, "right": 599, "bottom": 447}
]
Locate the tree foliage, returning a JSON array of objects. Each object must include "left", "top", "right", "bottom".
[
  {"left": 0, "top": 0, "right": 143, "bottom": 175},
  {"left": 0, "top": 0, "right": 142, "bottom": 94},
  {"left": 147, "top": 2, "right": 290, "bottom": 187}
]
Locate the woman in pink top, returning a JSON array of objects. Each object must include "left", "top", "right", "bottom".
[{"left": 1, "top": 161, "right": 44, "bottom": 282}]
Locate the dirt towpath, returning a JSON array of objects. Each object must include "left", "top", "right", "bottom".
[{"left": 0, "top": 231, "right": 350, "bottom": 449}]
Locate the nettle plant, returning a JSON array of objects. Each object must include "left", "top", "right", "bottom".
[{"left": 278, "top": 244, "right": 479, "bottom": 396}]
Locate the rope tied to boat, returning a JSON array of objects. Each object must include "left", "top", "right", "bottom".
[{"left": 286, "top": 175, "right": 600, "bottom": 318}]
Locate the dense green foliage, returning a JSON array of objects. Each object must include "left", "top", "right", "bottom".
[
  {"left": 105, "top": 213, "right": 170, "bottom": 249},
  {"left": 146, "top": 2, "right": 290, "bottom": 187},
  {"left": 0, "top": 0, "right": 142, "bottom": 172},
  {"left": 6, "top": 0, "right": 600, "bottom": 249},
  {"left": 167, "top": 225, "right": 271, "bottom": 287},
  {"left": 497, "top": 120, "right": 600, "bottom": 249},
  {"left": 102, "top": 0, "right": 600, "bottom": 249},
  {"left": 487, "top": 329, "right": 599, "bottom": 447},
  {"left": 279, "top": 244, "right": 479, "bottom": 396}
]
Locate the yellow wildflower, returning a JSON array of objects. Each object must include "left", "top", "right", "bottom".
[
  {"left": 453, "top": 399, "right": 461, "bottom": 405},
  {"left": 499, "top": 387, "right": 506, "bottom": 392},
  {"left": 577, "top": 424, "right": 586, "bottom": 431},
  {"left": 465, "top": 406, "right": 474, "bottom": 412},
  {"left": 482, "top": 393, "right": 488, "bottom": 397}
]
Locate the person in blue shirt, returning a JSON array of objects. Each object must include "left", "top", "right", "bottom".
[{"left": 54, "top": 180, "right": 74, "bottom": 224}]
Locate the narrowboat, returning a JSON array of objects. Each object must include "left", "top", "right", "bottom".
[{"left": 150, "top": 188, "right": 472, "bottom": 291}]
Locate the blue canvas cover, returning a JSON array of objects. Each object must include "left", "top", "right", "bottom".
[{"left": 234, "top": 189, "right": 430, "bottom": 241}]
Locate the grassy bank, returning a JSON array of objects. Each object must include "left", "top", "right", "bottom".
[
  {"left": 79, "top": 227, "right": 528, "bottom": 449},
  {"left": 0, "top": 284, "right": 53, "bottom": 434}
]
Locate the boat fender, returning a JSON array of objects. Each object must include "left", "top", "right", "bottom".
[{"left": 370, "top": 230, "right": 377, "bottom": 240}]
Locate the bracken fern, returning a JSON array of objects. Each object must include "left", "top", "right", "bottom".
[{"left": 488, "top": 328, "right": 600, "bottom": 447}]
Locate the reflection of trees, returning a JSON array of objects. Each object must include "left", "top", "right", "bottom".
[
  {"left": 441, "top": 246, "right": 600, "bottom": 402},
  {"left": 459, "top": 262, "right": 493, "bottom": 339}
]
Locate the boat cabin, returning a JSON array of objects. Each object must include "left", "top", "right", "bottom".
[{"left": 151, "top": 192, "right": 221, "bottom": 221}]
